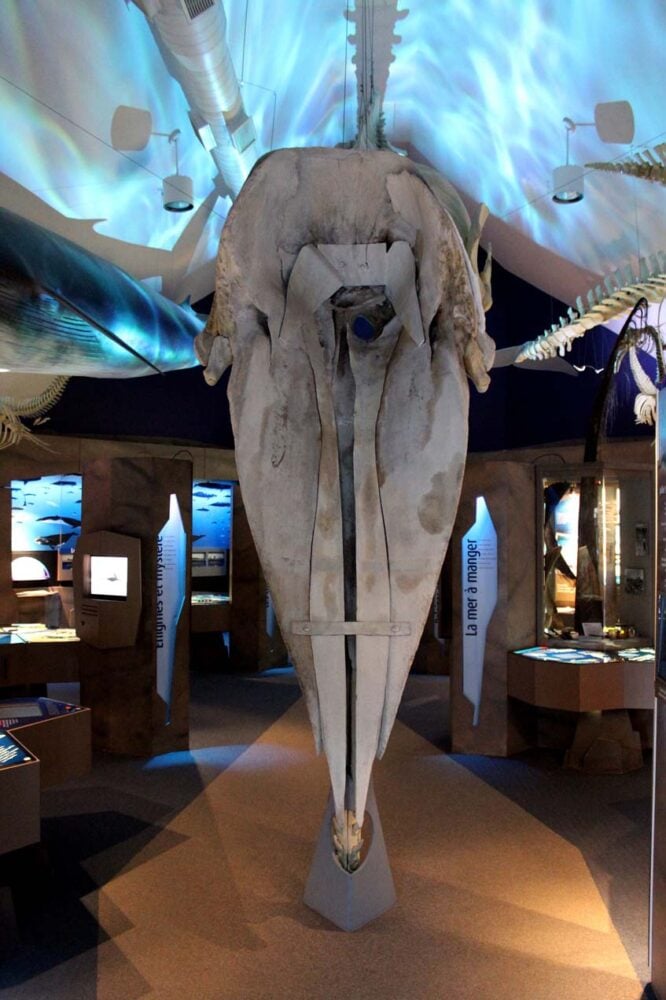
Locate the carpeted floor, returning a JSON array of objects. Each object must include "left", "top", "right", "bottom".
[{"left": 0, "top": 669, "right": 652, "bottom": 999}]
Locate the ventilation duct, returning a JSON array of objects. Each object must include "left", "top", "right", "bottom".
[
  {"left": 178, "top": 0, "right": 215, "bottom": 19},
  {"left": 131, "top": 0, "right": 257, "bottom": 198}
]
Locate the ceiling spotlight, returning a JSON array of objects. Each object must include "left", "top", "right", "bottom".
[
  {"left": 110, "top": 106, "right": 194, "bottom": 213},
  {"left": 553, "top": 119, "right": 584, "bottom": 204},
  {"left": 161, "top": 131, "right": 194, "bottom": 212},
  {"left": 552, "top": 101, "right": 635, "bottom": 205},
  {"left": 163, "top": 173, "right": 194, "bottom": 213},
  {"left": 553, "top": 163, "right": 584, "bottom": 204}
]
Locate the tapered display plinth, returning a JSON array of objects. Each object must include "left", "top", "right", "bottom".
[{"left": 303, "top": 780, "right": 396, "bottom": 931}]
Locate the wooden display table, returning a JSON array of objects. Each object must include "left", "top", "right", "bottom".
[
  {"left": 2, "top": 698, "right": 91, "bottom": 788},
  {"left": 0, "top": 729, "right": 39, "bottom": 857},
  {"left": 0, "top": 626, "right": 81, "bottom": 688},
  {"left": 507, "top": 646, "right": 655, "bottom": 772}
]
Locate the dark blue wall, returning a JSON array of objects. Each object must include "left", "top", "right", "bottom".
[
  {"left": 41, "top": 263, "right": 651, "bottom": 451},
  {"left": 468, "top": 257, "right": 652, "bottom": 451}
]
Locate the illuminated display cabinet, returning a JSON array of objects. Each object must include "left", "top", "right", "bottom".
[{"left": 539, "top": 464, "right": 653, "bottom": 646}]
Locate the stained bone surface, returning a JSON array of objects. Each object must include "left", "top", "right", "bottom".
[{"left": 197, "top": 147, "right": 494, "bottom": 840}]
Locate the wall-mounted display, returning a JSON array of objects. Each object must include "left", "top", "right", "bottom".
[
  {"left": 7, "top": 474, "right": 82, "bottom": 587},
  {"left": 191, "top": 479, "right": 232, "bottom": 595}
]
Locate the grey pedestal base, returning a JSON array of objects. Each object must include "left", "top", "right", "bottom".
[{"left": 303, "top": 780, "right": 396, "bottom": 931}]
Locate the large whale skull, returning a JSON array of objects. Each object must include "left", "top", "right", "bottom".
[{"left": 196, "top": 148, "right": 494, "bottom": 870}]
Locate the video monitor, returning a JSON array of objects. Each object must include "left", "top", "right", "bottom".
[{"left": 88, "top": 555, "right": 128, "bottom": 600}]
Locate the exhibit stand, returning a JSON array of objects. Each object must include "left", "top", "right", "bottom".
[
  {"left": 451, "top": 451, "right": 655, "bottom": 764},
  {"left": 303, "top": 780, "right": 396, "bottom": 931},
  {"left": 508, "top": 645, "right": 653, "bottom": 772},
  {"left": 0, "top": 627, "right": 81, "bottom": 688},
  {"left": 74, "top": 456, "right": 192, "bottom": 756}
]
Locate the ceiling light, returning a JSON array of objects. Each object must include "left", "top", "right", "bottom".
[
  {"left": 110, "top": 107, "right": 194, "bottom": 212},
  {"left": 163, "top": 173, "right": 194, "bottom": 212},
  {"left": 552, "top": 102, "right": 635, "bottom": 205},
  {"left": 161, "top": 130, "right": 193, "bottom": 212},
  {"left": 553, "top": 163, "right": 584, "bottom": 204},
  {"left": 552, "top": 119, "right": 584, "bottom": 203}
]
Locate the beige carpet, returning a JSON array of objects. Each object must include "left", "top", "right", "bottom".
[{"left": 20, "top": 700, "right": 643, "bottom": 1000}]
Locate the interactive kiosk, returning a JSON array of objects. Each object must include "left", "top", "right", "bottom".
[{"left": 73, "top": 530, "right": 142, "bottom": 648}]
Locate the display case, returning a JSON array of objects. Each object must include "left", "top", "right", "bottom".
[
  {"left": 538, "top": 463, "right": 653, "bottom": 646},
  {"left": 0, "top": 696, "right": 91, "bottom": 787},
  {"left": 0, "top": 727, "right": 39, "bottom": 856}
]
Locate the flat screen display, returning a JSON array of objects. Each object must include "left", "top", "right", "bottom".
[{"left": 89, "top": 555, "right": 128, "bottom": 600}]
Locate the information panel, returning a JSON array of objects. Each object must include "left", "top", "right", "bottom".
[
  {"left": 461, "top": 496, "right": 498, "bottom": 726},
  {"left": 156, "top": 494, "right": 187, "bottom": 725}
]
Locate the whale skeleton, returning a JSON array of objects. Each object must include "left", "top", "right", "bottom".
[{"left": 196, "top": 146, "right": 495, "bottom": 878}]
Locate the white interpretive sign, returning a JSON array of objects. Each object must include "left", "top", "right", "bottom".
[
  {"left": 156, "top": 493, "right": 186, "bottom": 725},
  {"left": 461, "top": 496, "right": 498, "bottom": 726}
]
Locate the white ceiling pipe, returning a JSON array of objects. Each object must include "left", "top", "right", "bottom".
[{"left": 131, "top": 0, "right": 256, "bottom": 198}]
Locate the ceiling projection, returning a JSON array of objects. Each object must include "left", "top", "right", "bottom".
[{"left": 1, "top": 0, "right": 665, "bottom": 342}]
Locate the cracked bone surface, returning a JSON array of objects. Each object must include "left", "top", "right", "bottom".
[{"left": 196, "top": 148, "right": 494, "bottom": 870}]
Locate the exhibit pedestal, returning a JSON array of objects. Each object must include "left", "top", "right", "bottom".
[
  {"left": 303, "top": 781, "right": 396, "bottom": 931},
  {"left": 11, "top": 706, "right": 91, "bottom": 787},
  {"left": 77, "top": 457, "right": 192, "bottom": 756},
  {"left": 563, "top": 709, "right": 643, "bottom": 773}
]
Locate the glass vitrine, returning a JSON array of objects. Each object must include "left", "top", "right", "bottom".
[{"left": 538, "top": 464, "right": 653, "bottom": 645}]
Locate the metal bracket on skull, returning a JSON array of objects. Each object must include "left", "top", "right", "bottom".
[{"left": 291, "top": 621, "right": 411, "bottom": 636}]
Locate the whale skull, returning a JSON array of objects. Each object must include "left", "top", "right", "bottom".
[{"left": 196, "top": 147, "right": 494, "bottom": 870}]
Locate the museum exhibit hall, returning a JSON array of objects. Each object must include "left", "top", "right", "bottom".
[{"left": 2, "top": 2, "right": 666, "bottom": 997}]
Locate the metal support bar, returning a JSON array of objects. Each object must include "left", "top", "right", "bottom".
[{"left": 291, "top": 620, "right": 411, "bottom": 637}]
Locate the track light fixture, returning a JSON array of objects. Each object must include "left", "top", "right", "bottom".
[
  {"left": 552, "top": 101, "right": 635, "bottom": 205},
  {"left": 110, "top": 105, "right": 194, "bottom": 212}
]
